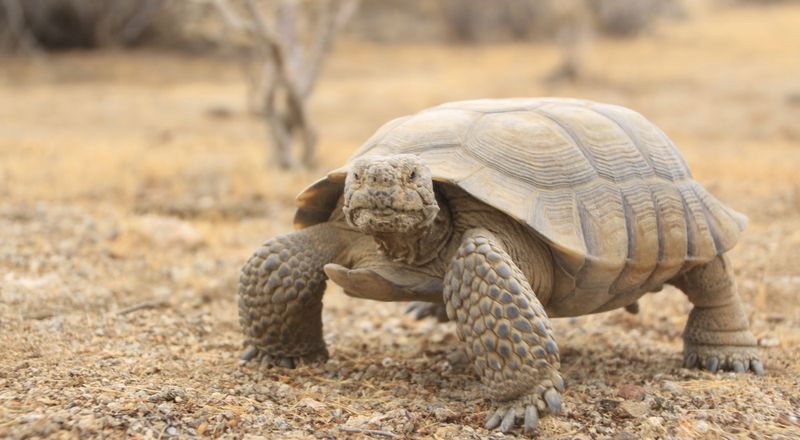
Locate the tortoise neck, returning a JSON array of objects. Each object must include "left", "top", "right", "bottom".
[{"left": 372, "top": 196, "right": 452, "bottom": 266}]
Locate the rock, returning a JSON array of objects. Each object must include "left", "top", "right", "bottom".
[
  {"left": 596, "top": 426, "right": 612, "bottom": 434},
  {"left": 446, "top": 349, "right": 468, "bottom": 366},
  {"left": 758, "top": 337, "right": 780, "bottom": 347},
  {"left": 298, "top": 397, "right": 326, "bottom": 411},
  {"left": 652, "top": 396, "right": 675, "bottom": 412},
  {"left": 660, "top": 381, "right": 683, "bottom": 395},
  {"left": 617, "top": 401, "right": 648, "bottom": 418},
  {"left": 362, "top": 364, "right": 381, "bottom": 380},
  {"left": 598, "top": 399, "right": 621, "bottom": 412},
  {"left": 433, "top": 406, "right": 451, "bottom": 421},
  {"left": 149, "top": 386, "right": 187, "bottom": 403},
  {"left": 77, "top": 415, "right": 98, "bottom": 432},
  {"left": 777, "top": 414, "right": 798, "bottom": 426},
  {"left": 276, "top": 384, "right": 295, "bottom": 399},
  {"left": 274, "top": 418, "right": 290, "bottom": 430},
  {"left": 617, "top": 384, "right": 646, "bottom": 401}
]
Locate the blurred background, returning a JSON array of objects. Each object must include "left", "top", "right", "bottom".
[{"left": 1, "top": 0, "right": 799, "bottom": 438}]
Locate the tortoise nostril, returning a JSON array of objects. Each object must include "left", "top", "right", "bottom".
[{"left": 373, "top": 176, "right": 389, "bottom": 185}]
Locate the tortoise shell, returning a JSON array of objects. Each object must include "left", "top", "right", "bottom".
[{"left": 295, "top": 98, "right": 746, "bottom": 298}]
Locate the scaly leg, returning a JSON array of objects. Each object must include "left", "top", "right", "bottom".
[
  {"left": 671, "top": 255, "right": 764, "bottom": 375},
  {"left": 238, "top": 223, "right": 346, "bottom": 368},
  {"left": 444, "top": 229, "right": 563, "bottom": 435}
]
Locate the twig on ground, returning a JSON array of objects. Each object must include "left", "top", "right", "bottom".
[
  {"left": 116, "top": 299, "right": 169, "bottom": 315},
  {"left": 338, "top": 426, "right": 400, "bottom": 438}
]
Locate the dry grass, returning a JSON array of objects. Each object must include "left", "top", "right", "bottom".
[{"left": 1, "top": 3, "right": 799, "bottom": 439}]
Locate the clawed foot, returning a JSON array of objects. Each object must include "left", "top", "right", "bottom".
[
  {"left": 239, "top": 346, "right": 329, "bottom": 369},
  {"left": 405, "top": 302, "right": 449, "bottom": 322},
  {"left": 683, "top": 344, "right": 764, "bottom": 375},
  {"left": 485, "top": 380, "right": 564, "bottom": 435}
]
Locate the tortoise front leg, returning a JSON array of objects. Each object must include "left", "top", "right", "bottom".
[
  {"left": 238, "top": 223, "right": 346, "bottom": 368},
  {"left": 444, "top": 228, "right": 564, "bottom": 435}
]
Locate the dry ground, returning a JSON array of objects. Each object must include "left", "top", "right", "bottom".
[{"left": 1, "top": 3, "right": 799, "bottom": 439}]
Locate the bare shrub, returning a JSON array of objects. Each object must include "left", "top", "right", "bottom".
[
  {"left": 0, "top": 0, "right": 166, "bottom": 50},
  {"left": 214, "top": 0, "right": 358, "bottom": 169},
  {"left": 589, "top": 0, "right": 683, "bottom": 37}
]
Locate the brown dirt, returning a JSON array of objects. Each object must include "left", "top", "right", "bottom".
[{"left": 1, "top": 3, "right": 799, "bottom": 439}]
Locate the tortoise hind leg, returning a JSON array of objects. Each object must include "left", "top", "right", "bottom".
[
  {"left": 406, "top": 302, "right": 449, "bottom": 321},
  {"left": 671, "top": 255, "right": 764, "bottom": 375}
]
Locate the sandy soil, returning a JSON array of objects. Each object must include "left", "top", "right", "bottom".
[{"left": 1, "top": 3, "right": 799, "bottom": 439}]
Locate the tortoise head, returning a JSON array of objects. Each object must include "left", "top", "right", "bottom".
[{"left": 343, "top": 154, "right": 439, "bottom": 235}]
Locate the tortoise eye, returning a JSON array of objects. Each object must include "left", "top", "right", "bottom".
[
  {"left": 408, "top": 170, "right": 417, "bottom": 181},
  {"left": 353, "top": 173, "right": 360, "bottom": 181}
]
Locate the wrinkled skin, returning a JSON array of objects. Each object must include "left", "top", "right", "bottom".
[{"left": 343, "top": 154, "right": 439, "bottom": 234}]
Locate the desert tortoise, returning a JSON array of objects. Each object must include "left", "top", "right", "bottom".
[{"left": 239, "top": 98, "right": 763, "bottom": 435}]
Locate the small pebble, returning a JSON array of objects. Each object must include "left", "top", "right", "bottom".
[
  {"left": 660, "top": 381, "right": 683, "bottom": 395},
  {"left": 617, "top": 401, "right": 648, "bottom": 418},
  {"left": 758, "top": 337, "right": 780, "bottom": 347},
  {"left": 617, "top": 383, "right": 647, "bottom": 401}
]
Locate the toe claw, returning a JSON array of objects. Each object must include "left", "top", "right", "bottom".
[
  {"left": 407, "top": 305, "right": 425, "bottom": 320},
  {"left": 523, "top": 406, "right": 539, "bottom": 434},
  {"left": 732, "top": 360, "right": 745, "bottom": 373},
  {"left": 499, "top": 409, "right": 516, "bottom": 433},
  {"left": 705, "top": 357, "right": 719, "bottom": 373},
  {"left": 277, "top": 357, "right": 294, "bottom": 369},
  {"left": 485, "top": 409, "right": 503, "bottom": 430},
  {"left": 553, "top": 375, "right": 565, "bottom": 392},
  {"left": 750, "top": 359, "right": 765, "bottom": 376},
  {"left": 544, "top": 388, "right": 562, "bottom": 414},
  {"left": 685, "top": 352, "right": 698, "bottom": 368},
  {"left": 407, "top": 302, "right": 436, "bottom": 320},
  {"left": 239, "top": 347, "right": 259, "bottom": 365}
]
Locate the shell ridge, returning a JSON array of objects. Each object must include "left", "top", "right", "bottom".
[
  {"left": 649, "top": 185, "right": 664, "bottom": 270},
  {"left": 679, "top": 193, "right": 697, "bottom": 261},
  {"left": 689, "top": 182, "right": 746, "bottom": 252},
  {"left": 690, "top": 183, "right": 723, "bottom": 255},
  {"left": 574, "top": 199, "right": 593, "bottom": 280},
  {"left": 458, "top": 111, "right": 489, "bottom": 150},
  {"left": 655, "top": 128, "right": 693, "bottom": 179},
  {"left": 619, "top": 194, "right": 637, "bottom": 275},
  {"left": 531, "top": 107, "right": 601, "bottom": 174},
  {"left": 588, "top": 104, "right": 658, "bottom": 176}
]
